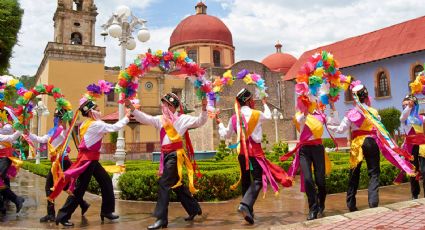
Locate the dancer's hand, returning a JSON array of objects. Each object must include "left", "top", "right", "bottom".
[
  {"left": 124, "top": 99, "right": 135, "bottom": 111},
  {"left": 201, "top": 98, "right": 207, "bottom": 111},
  {"left": 125, "top": 109, "right": 132, "bottom": 118},
  {"left": 214, "top": 111, "right": 221, "bottom": 124}
]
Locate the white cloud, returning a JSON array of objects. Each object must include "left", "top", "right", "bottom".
[
  {"left": 8, "top": 0, "right": 425, "bottom": 76},
  {"left": 216, "top": 0, "right": 425, "bottom": 62}
]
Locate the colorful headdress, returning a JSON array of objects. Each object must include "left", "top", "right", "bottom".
[
  {"left": 295, "top": 51, "right": 350, "bottom": 113},
  {"left": 79, "top": 80, "right": 113, "bottom": 113},
  {"left": 161, "top": 93, "right": 180, "bottom": 108},
  {"left": 236, "top": 88, "right": 253, "bottom": 104},
  {"left": 409, "top": 66, "right": 425, "bottom": 95}
]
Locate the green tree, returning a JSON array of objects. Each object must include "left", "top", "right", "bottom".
[
  {"left": 0, "top": 0, "right": 24, "bottom": 74},
  {"left": 378, "top": 107, "right": 401, "bottom": 137}
]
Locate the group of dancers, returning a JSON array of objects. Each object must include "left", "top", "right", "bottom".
[{"left": 0, "top": 82, "right": 421, "bottom": 229}]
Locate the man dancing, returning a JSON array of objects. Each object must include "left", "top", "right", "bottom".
[{"left": 125, "top": 93, "right": 207, "bottom": 230}]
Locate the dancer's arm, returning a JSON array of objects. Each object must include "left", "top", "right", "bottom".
[
  {"left": 131, "top": 109, "right": 162, "bottom": 129},
  {"left": 28, "top": 133, "right": 49, "bottom": 144},
  {"left": 0, "top": 131, "right": 22, "bottom": 142},
  {"left": 260, "top": 98, "right": 272, "bottom": 120},
  {"left": 400, "top": 106, "right": 412, "bottom": 123},
  {"left": 183, "top": 98, "right": 208, "bottom": 129}
]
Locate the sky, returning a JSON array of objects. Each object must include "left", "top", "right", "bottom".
[{"left": 8, "top": 0, "right": 425, "bottom": 77}]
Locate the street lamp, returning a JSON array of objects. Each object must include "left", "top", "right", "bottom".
[
  {"left": 101, "top": 6, "right": 150, "bottom": 167},
  {"left": 34, "top": 98, "right": 49, "bottom": 164},
  {"left": 272, "top": 108, "right": 283, "bottom": 143}
]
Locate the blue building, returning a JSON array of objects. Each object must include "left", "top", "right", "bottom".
[{"left": 285, "top": 16, "right": 425, "bottom": 142}]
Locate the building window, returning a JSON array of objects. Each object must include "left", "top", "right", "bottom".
[
  {"left": 70, "top": 32, "right": 82, "bottom": 45},
  {"left": 345, "top": 76, "right": 356, "bottom": 102},
  {"left": 412, "top": 64, "right": 424, "bottom": 80},
  {"left": 213, "top": 50, "right": 221, "bottom": 67},
  {"left": 107, "top": 91, "right": 115, "bottom": 102},
  {"left": 145, "top": 81, "right": 153, "bottom": 91},
  {"left": 188, "top": 49, "right": 197, "bottom": 63},
  {"left": 375, "top": 70, "right": 391, "bottom": 97},
  {"left": 73, "top": 0, "right": 83, "bottom": 11}
]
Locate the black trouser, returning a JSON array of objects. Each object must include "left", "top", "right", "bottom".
[
  {"left": 410, "top": 145, "right": 425, "bottom": 198},
  {"left": 239, "top": 155, "right": 263, "bottom": 213},
  {"left": 154, "top": 152, "right": 200, "bottom": 221},
  {"left": 45, "top": 159, "right": 88, "bottom": 216},
  {"left": 0, "top": 157, "right": 18, "bottom": 205},
  {"left": 299, "top": 145, "right": 326, "bottom": 213},
  {"left": 347, "top": 137, "right": 380, "bottom": 210},
  {"left": 56, "top": 161, "right": 114, "bottom": 222}
]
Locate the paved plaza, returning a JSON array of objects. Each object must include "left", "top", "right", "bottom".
[{"left": 0, "top": 170, "right": 422, "bottom": 229}]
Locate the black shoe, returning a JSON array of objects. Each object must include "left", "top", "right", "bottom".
[
  {"left": 15, "top": 197, "right": 24, "bottom": 213},
  {"left": 307, "top": 210, "right": 318, "bottom": 220},
  {"left": 100, "top": 212, "right": 119, "bottom": 222},
  {"left": 348, "top": 207, "right": 358, "bottom": 212},
  {"left": 57, "top": 220, "right": 74, "bottom": 227},
  {"left": 412, "top": 195, "right": 419, "bottom": 200},
  {"left": 184, "top": 208, "right": 202, "bottom": 221},
  {"left": 318, "top": 206, "right": 325, "bottom": 217},
  {"left": 40, "top": 214, "right": 55, "bottom": 223},
  {"left": 147, "top": 219, "right": 168, "bottom": 229},
  {"left": 237, "top": 204, "right": 254, "bottom": 225},
  {"left": 81, "top": 201, "right": 90, "bottom": 216}
]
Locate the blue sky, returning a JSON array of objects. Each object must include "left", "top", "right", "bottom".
[{"left": 8, "top": 0, "right": 425, "bottom": 77}]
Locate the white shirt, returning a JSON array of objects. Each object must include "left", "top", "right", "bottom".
[
  {"left": 29, "top": 129, "right": 66, "bottom": 149},
  {"left": 132, "top": 109, "right": 208, "bottom": 145},
  {"left": 0, "top": 131, "right": 21, "bottom": 149},
  {"left": 327, "top": 105, "right": 381, "bottom": 134},
  {"left": 83, "top": 117, "right": 129, "bottom": 148},
  {"left": 218, "top": 104, "right": 271, "bottom": 143},
  {"left": 399, "top": 106, "right": 423, "bottom": 135}
]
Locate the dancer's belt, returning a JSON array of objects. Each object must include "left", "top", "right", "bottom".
[
  {"left": 405, "top": 134, "right": 425, "bottom": 146},
  {"left": 0, "top": 148, "right": 13, "bottom": 158},
  {"left": 77, "top": 149, "right": 100, "bottom": 161},
  {"left": 351, "top": 130, "right": 373, "bottom": 139},
  {"left": 161, "top": 142, "right": 183, "bottom": 154}
]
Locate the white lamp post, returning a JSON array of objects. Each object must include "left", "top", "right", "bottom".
[
  {"left": 101, "top": 6, "right": 150, "bottom": 167},
  {"left": 272, "top": 108, "right": 283, "bottom": 143},
  {"left": 34, "top": 99, "right": 49, "bottom": 164}
]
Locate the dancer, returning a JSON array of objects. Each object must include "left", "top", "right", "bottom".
[
  {"left": 51, "top": 97, "right": 129, "bottom": 226},
  {"left": 125, "top": 93, "right": 206, "bottom": 230},
  {"left": 400, "top": 95, "right": 425, "bottom": 199},
  {"left": 0, "top": 123, "right": 24, "bottom": 214},
  {"left": 215, "top": 88, "right": 291, "bottom": 224},
  {"left": 328, "top": 84, "right": 415, "bottom": 211},
  {"left": 26, "top": 109, "right": 90, "bottom": 222}
]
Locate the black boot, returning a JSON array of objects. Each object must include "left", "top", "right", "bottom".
[
  {"left": 307, "top": 210, "right": 318, "bottom": 220},
  {"left": 14, "top": 196, "right": 24, "bottom": 213},
  {"left": 40, "top": 201, "right": 55, "bottom": 222},
  {"left": 147, "top": 219, "right": 168, "bottom": 230},
  {"left": 237, "top": 204, "right": 254, "bottom": 225},
  {"left": 184, "top": 207, "right": 202, "bottom": 221},
  {"left": 100, "top": 212, "right": 119, "bottom": 222},
  {"left": 56, "top": 219, "right": 74, "bottom": 227},
  {"left": 80, "top": 200, "right": 90, "bottom": 216}
]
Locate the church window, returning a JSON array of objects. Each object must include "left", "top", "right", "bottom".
[
  {"left": 72, "top": 0, "right": 83, "bottom": 11},
  {"left": 70, "top": 32, "right": 82, "bottom": 45},
  {"left": 188, "top": 49, "right": 197, "bottom": 63},
  {"left": 213, "top": 50, "right": 221, "bottom": 67},
  {"left": 375, "top": 70, "right": 391, "bottom": 98},
  {"left": 412, "top": 64, "right": 424, "bottom": 80}
]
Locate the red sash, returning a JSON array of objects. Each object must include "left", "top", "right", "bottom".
[
  {"left": 161, "top": 142, "right": 183, "bottom": 154},
  {"left": 351, "top": 130, "right": 373, "bottom": 139},
  {"left": 77, "top": 149, "right": 100, "bottom": 161},
  {"left": 405, "top": 134, "right": 425, "bottom": 146},
  {"left": 0, "top": 148, "right": 13, "bottom": 158},
  {"left": 279, "top": 138, "right": 322, "bottom": 161}
]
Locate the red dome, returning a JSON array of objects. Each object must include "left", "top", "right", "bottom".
[
  {"left": 170, "top": 14, "right": 233, "bottom": 48},
  {"left": 262, "top": 52, "right": 297, "bottom": 74}
]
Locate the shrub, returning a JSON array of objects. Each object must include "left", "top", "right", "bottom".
[
  {"left": 266, "top": 141, "right": 289, "bottom": 162},
  {"left": 323, "top": 138, "right": 336, "bottom": 149},
  {"left": 378, "top": 107, "right": 401, "bottom": 137},
  {"left": 215, "top": 140, "right": 233, "bottom": 161}
]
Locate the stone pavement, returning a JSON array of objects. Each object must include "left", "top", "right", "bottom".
[{"left": 0, "top": 170, "right": 421, "bottom": 229}]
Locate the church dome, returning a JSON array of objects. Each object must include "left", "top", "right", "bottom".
[
  {"left": 169, "top": 2, "right": 233, "bottom": 48},
  {"left": 261, "top": 42, "right": 297, "bottom": 74}
]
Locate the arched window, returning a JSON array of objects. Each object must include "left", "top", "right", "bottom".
[
  {"left": 376, "top": 70, "right": 390, "bottom": 97},
  {"left": 412, "top": 64, "right": 424, "bottom": 79},
  {"left": 70, "top": 32, "right": 82, "bottom": 45},
  {"left": 187, "top": 49, "right": 197, "bottom": 63},
  {"left": 213, "top": 50, "right": 221, "bottom": 67},
  {"left": 345, "top": 76, "right": 356, "bottom": 102},
  {"left": 73, "top": 0, "right": 83, "bottom": 11}
]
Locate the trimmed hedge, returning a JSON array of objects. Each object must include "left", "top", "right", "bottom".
[{"left": 22, "top": 154, "right": 409, "bottom": 201}]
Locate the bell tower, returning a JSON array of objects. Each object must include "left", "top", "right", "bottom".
[{"left": 53, "top": 0, "right": 97, "bottom": 45}]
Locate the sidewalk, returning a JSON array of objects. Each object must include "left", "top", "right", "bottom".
[{"left": 0, "top": 170, "right": 419, "bottom": 229}]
